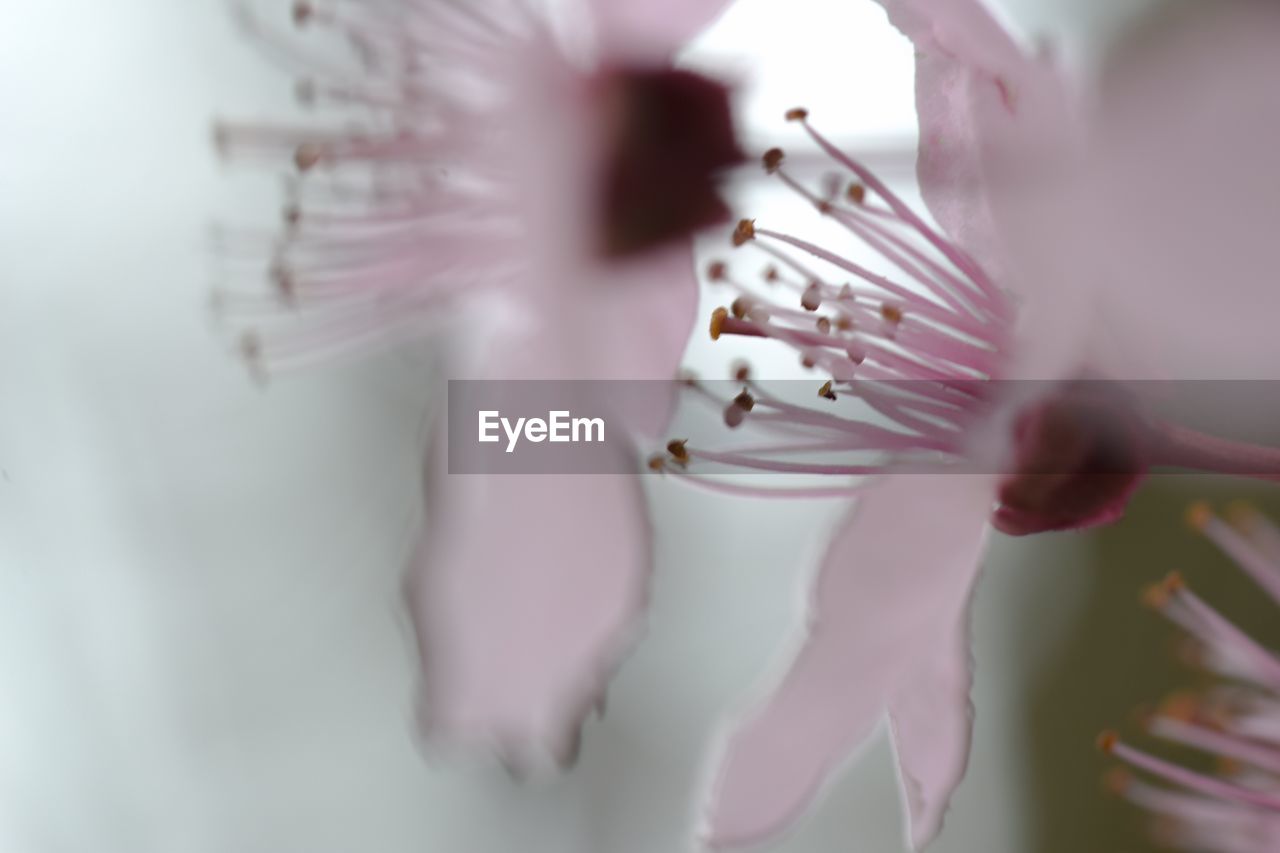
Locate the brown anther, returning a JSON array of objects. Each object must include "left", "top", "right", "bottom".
[
  {"left": 880, "top": 304, "right": 904, "bottom": 325},
  {"left": 816, "top": 317, "right": 832, "bottom": 335},
  {"left": 835, "top": 315, "right": 855, "bottom": 332},
  {"left": 1224, "top": 500, "right": 1260, "bottom": 532},
  {"left": 733, "top": 389, "right": 755, "bottom": 412},
  {"left": 709, "top": 306, "right": 729, "bottom": 340},
  {"left": 666, "top": 439, "right": 689, "bottom": 463},
  {"left": 785, "top": 107, "right": 809, "bottom": 122},
  {"left": 732, "top": 361, "right": 751, "bottom": 382},
  {"left": 762, "top": 265, "right": 779, "bottom": 283},
  {"left": 1103, "top": 768, "right": 1133, "bottom": 796},
  {"left": 1185, "top": 501, "right": 1213, "bottom": 532},
  {"left": 801, "top": 282, "right": 822, "bottom": 312},
  {"left": 732, "top": 218, "right": 756, "bottom": 246},
  {"left": 1157, "top": 692, "right": 1201, "bottom": 725},
  {"left": 707, "top": 260, "right": 727, "bottom": 281},
  {"left": 762, "top": 148, "right": 785, "bottom": 174},
  {"left": 239, "top": 331, "right": 263, "bottom": 362},
  {"left": 847, "top": 183, "right": 866, "bottom": 205},
  {"left": 294, "top": 143, "right": 323, "bottom": 172},
  {"left": 648, "top": 454, "right": 667, "bottom": 472},
  {"left": 1142, "top": 572, "right": 1185, "bottom": 610},
  {"left": 1217, "top": 757, "right": 1244, "bottom": 776},
  {"left": 816, "top": 200, "right": 833, "bottom": 215},
  {"left": 801, "top": 356, "right": 816, "bottom": 369},
  {"left": 731, "top": 296, "right": 752, "bottom": 320},
  {"left": 818, "top": 380, "right": 837, "bottom": 401},
  {"left": 270, "top": 265, "right": 296, "bottom": 302},
  {"left": 292, "top": 1, "right": 313, "bottom": 26},
  {"left": 1095, "top": 730, "right": 1119, "bottom": 754}
]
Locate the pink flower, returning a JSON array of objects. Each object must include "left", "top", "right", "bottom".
[
  {"left": 216, "top": 0, "right": 739, "bottom": 773},
  {"left": 1103, "top": 502, "right": 1280, "bottom": 852},
  {"left": 675, "top": 0, "right": 1280, "bottom": 848}
]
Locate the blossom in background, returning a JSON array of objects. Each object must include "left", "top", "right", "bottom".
[
  {"left": 1102, "top": 502, "right": 1280, "bottom": 852},
  {"left": 216, "top": 0, "right": 739, "bottom": 773},
  {"left": 664, "top": 0, "right": 1280, "bottom": 848}
]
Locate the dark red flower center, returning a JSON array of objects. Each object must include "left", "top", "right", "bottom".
[
  {"left": 994, "top": 383, "right": 1150, "bottom": 536},
  {"left": 595, "top": 67, "right": 743, "bottom": 258}
]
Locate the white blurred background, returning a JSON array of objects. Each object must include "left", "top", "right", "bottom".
[{"left": 0, "top": 1, "right": 1169, "bottom": 851}]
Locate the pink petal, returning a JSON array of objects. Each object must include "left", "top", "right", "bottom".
[
  {"left": 589, "top": 0, "right": 731, "bottom": 56},
  {"left": 1065, "top": 2, "right": 1280, "bottom": 381},
  {"left": 874, "top": 0, "right": 1072, "bottom": 288},
  {"left": 405, "top": 238, "right": 698, "bottom": 769},
  {"left": 888, "top": 611, "right": 975, "bottom": 849},
  {"left": 701, "top": 473, "right": 996, "bottom": 850},
  {"left": 407, "top": 428, "right": 651, "bottom": 772}
]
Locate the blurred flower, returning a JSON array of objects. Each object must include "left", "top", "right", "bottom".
[
  {"left": 1102, "top": 502, "right": 1280, "bottom": 852},
  {"left": 680, "top": 0, "right": 1280, "bottom": 849},
  {"left": 215, "top": 0, "right": 739, "bottom": 773}
]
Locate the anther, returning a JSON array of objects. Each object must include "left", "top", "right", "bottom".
[
  {"left": 707, "top": 260, "right": 727, "bottom": 281},
  {"left": 835, "top": 315, "right": 855, "bottom": 332},
  {"left": 1142, "top": 572, "right": 1185, "bottom": 610},
  {"left": 785, "top": 107, "right": 809, "bottom": 122},
  {"left": 801, "top": 282, "right": 822, "bottom": 312},
  {"left": 1224, "top": 500, "right": 1260, "bottom": 531},
  {"left": 270, "top": 264, "right": 297, "bottom": 302},
  {"left": 725, "top": 390, "right": 755, "bottom": 428},
  {"left": 847, "top": 183, "right": 866, "bottom": 205},
  {"left": 818, "top": 380, "right": 837, "bottom": 401},
  {"left": 1103, "top": 768, "right": 1133, "bottom": 796},
  {"left": 292, "top": 1, "right": 313, "bottom": 26},
  {"left": 762, "top": 265, "right": 779, "bottom": 283},
  {"left": 1096, "top": 730, "right": 1120, "bottom": 754},
  {"left": 731, "top": 296, "right": 752, "bottom": 319},
  {"left": 732, "top": 361, "right": 751, "bottom": 382},
  {"left": 762, "top": 148, "right": 785, "bottom": 175},
  {"left": 816, "top": 317, "right": 831, "bottom": 335},
  {"left": 709, "top": 306, "right": 729, "bottom": 340},
  {"left": 667, "top": 439, "right": 690, "bottom": 464},
  {"left": 1156, "top": 692, "right": 1202, "bottom": 725},
  {"left": 648, "top": 454, "right": 667, "bottom": 472},
  {"left": 880, "top": 304, "right": 904, "bottom": 325},
  {"left": 732, "top": 218, "right": 756, "bottom": 247},
  {"left": 239, "top": 330, "right": 263, "bottom": 364},
  {"left": 1185, "top": 501, "right": 1213, "bottom": 532},
  {"left": 294, "top": 143, "right": 323, "bottom": 172},
  {"left": 801, "top": 356, "right": 816, "bottom": 369}
]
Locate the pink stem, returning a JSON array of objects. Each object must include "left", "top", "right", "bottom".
[{"left": 1151, "top": 422, "right": 1280, "bottom": 481}]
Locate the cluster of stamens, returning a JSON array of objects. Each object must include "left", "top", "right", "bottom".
[
  {"left": 654, "top": 109, "right": 1015, "bottom": 490},
  {"left": 212, "top": 0, "right": 545, "bottom": 376},
  {"left": 1100, "top": 502, "right": 1280, "bottom": 849}
]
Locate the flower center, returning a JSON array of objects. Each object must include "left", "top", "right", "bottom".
[
  {"left": 993, "top": 382, "right": 1149, "bottom": 535},
  {"left": 595, "top": 67, "right": 743, "bottom": 257}
]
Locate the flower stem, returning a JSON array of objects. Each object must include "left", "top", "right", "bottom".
[{"left": 1151, "top": 421, "right": 1280, "bottom": 481}]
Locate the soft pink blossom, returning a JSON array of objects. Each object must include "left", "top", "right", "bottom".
[
  {"left": 217, "top": 0, "right": 738, "bottom": 773},
  {"left": 679, "top": 0, "right": 1280, "bottom": 848}
]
